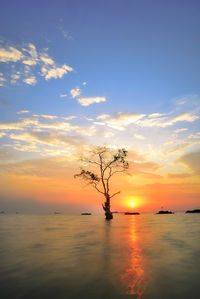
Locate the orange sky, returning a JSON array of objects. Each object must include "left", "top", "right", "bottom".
[
  {"left": 0, "top": 1, "right": 200, "bottom": 214},
  {"left": 0, "top": 148, "right": 199, "bottom": 213}
]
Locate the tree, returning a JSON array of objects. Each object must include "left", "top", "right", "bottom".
[{"left": 74, "top": 146, "right": 129, "bottom": 220}]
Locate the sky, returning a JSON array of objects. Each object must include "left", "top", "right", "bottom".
[{"left": 0, "top": 0, "right": 200, "bottom": 213}]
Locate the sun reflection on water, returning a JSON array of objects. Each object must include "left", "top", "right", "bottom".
[{"left": 120, "top": 217, "right": 147, "bottom": 298}]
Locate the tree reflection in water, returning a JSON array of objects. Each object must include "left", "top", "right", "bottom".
[{"left": 120, "top": 217, "right": 147, "bottom": 298}]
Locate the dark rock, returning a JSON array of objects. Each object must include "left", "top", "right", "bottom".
[
  {"left": 124, "top": 212, "right": 140, "bottom": 215},
  {"left": 186, "top": 209, "right": 200, "bottom": 213},
  {"left": 156, "top": 210, "right": 174, "bottom": 214},
  {"left": 81, "top": 213, "right": 92, "bottom": 215}
]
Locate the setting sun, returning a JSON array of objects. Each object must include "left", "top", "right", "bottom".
[{"left": 130, "top": 202, "right": 136, "bottom": 207}]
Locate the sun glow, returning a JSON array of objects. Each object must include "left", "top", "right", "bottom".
[{"left": 130, "top": 202, "right": 136, "bottom": 207}]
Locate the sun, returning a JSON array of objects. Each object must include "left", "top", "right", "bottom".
[{"left": 130, "top": 201, "right": 136, "bottom": 207}]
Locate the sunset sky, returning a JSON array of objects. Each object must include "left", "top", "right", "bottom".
[{"left": 0, "top": 0, "right": 200, "bottom": 213}]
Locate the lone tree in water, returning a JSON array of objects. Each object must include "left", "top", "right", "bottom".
[{"left": 74, "top": 146, "right": 128, "bottom": 220}]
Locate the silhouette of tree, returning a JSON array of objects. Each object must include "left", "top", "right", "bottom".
[{"left": 74, "top": 146, "right": 129, "bottom": 220}]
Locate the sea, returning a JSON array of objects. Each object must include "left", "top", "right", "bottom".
[{"left": 0, "top": 212, "right": 200, "bottom": 299}]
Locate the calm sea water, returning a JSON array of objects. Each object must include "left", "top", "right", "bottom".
[{"left": 0, "top": 213, "right": 200, "bottom": 299}]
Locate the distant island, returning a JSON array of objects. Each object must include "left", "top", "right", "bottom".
[
  {"left": 156, "top": 210, "right": 174, "bottom": 214},
  {"left": 186, "top": 209, "right": 200, "bottom": 213},
  {"left": 81, "top": 213, "right": 92, "bottom": 215},
  {"left": 124, "top": 212, "right": 140, "bottom": 215}
]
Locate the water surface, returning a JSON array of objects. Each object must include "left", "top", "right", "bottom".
[{"left": 0, "top": 213, "right": 200, "bottom": 298}]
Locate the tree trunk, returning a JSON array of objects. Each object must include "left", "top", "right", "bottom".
[{"left": 103, "top": 194, "right": 113, "bottom": 220}]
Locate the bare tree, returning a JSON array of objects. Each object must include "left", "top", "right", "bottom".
[{"left": 74, "top": 146, "right": 128, "bottom": 220}]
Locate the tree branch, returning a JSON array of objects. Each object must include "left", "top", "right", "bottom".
[
  {"left": 93, "top": 182, "right": 105, "bottom": 195},
  {"left": 99, "top": 153, "right": 107, "bottom": 194},
  {"left": 110, "top": 191, "right": 120, "bottom": 198}
]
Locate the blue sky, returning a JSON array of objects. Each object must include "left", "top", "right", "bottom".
[
  {"left": 1, "top": 0, "right": 200, "bottom": 114},
  {"left": 0, "top": 0, "right": 200, "bottom": 212}
]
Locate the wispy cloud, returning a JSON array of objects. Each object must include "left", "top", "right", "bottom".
[
  {"left": 176, "top": 151, "right": 200, "bottom": 175},
  {"left": 164, "top": 140, "right": 200, "bottom": 155},
  {"left": 0, "top": 132, "right": 5, "bottom": 138},
  {"left": 96, "top": 111, "right": 199, "bottom": 131},
  {"left": 60, "top": 94, "right": 67, "bottom": 98},
  {"left": 78, "top": 97, "right": 106, "bottom": 106},
  {"left": 168, "top": 173, "right": 191, "bottom": 178},
  {"left": 0, "top": 72, "right": 6, "bottom": 86},
  {"left": 96, "top": 112, "right": 145, "bottom": 130},
  {"left": 17, "top": 110, "right": 30, "bottom": 114},
  {"left": 137, "top": 112, "right": 199, "bottom": 128},
  {"left": 32, "top": 114, "right": 57, "bottom": 119},
  {"left": 58, "top": 25, "right": 72, "bottom": 40},
  {"left": 134, "top": 134, "right": 145, "bottom": 140},
  {"left": 174, "top": 128, "right": 188, "bottom": 133},
  {"left": 22, "top": 44, "right": 38, "bottom": 66}
]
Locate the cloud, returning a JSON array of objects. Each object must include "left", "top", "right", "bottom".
[
  {"left": 164, "top": 140, "right": 200, "bottom": 155},
  {"left": 0, "top": 115, "right": 84, "bottom": 134},
  {"left": 17, "top": 110, "right": 30, "bottom": 114},
  {"left": 22, "top": 59, "right": 37, "bottom": 66},
  {"left": 134, "top": 134, "right": 145, "bottom": 140},
  {"left": 60, "top": 94, "right": 67, "bottom": 98},
  {"left": 174, "top": 128, "right": 188, "bottom": 133},
  {"left": 22, "top": 43, "right": 38, "bottom": 65},
  {"left": 32, "top": 114, "right": 57, "bottom": 119},
  {"left": 0, "top": 72, "right": 6, "bottom": 86},
  {"left": 40, "top": 54, "right": 54, "bottom": 65},
  {"left": 96, "top": 114, "right": 110, "bottom": 120},
  {"left": 171, "top": 113, "right": 199, "bottom": 123},
  {"left": 70, "top": 87, "right": 81, "bottom": 98},
  {"left": 0, "top": 132, "right": 5, "bottom": 138},
  {"left": 0, "top": 118, "right": 39, "bottom": 131},
  {"left": 10, "top": 131, "right": 85, "bottom": 147},
  {"left": 58, "top": 25, "right": 72, "bottom": 40},
  {"left": 10, "top": 72, "right": 21, "bottom": 84},
  {"left": 0, "top": 148, "right": 12, "bottom": 160},
  {"left": 82, "top": 81, "right": 87, "bottom": 86},
  {"left": 41, "top": 64, "right": 73, "bottom": 80},
  {"left": 188, "top": 133, "right": 200, "bottom": 139},
  {"left": 23, "top": 76, "right": 37, "bottom": 85},
  {"left": 168, "top": 173, "right": 192, "bottom": 178},
  {"left": 0, "top": 43, "right": 74, "bottom": 85},
  {"left": 0, "top": 46, "right": 23, "bottom": 62},
  {"left": 176, "top": 151, "right": 200, "bottom": 175},
  {"left": 96, "top": 110, "right": 199, "bottom": 130},
  {"left": 149, "top": 113, "right": 165, "bottom": 118},
  {"left": 95, "top": 112, "right": 145, "bottom": 130},
  {"left": 77, "top": 97, "right": 106, "bottom": 106},
  {"left": 137, "top": 112, "right": 199, "bottom": 128}
]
